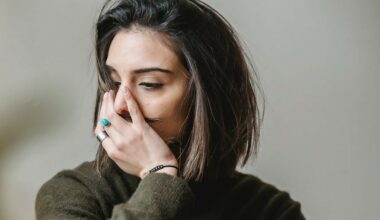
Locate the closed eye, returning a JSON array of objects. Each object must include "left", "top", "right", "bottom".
[
  {"left": 139, "top": 82, "right": 163, "bottom": 89},
  {"left": 111, "top": 81, "right": 163, "bottom": 90}
]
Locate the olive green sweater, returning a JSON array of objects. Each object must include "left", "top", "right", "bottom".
[{"left": 35, "top": 161, "right": 305, "bottom": 219}]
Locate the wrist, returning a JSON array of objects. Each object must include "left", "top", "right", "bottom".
[
  {"left": 155, "top": 166, "right": 178, "bottom": 177},
  {"left": 140, "top": 164, "right": 179, "bottom": 179}
]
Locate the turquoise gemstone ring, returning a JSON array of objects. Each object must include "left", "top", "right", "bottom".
[{"left": 102, "top": 118, "right": 111, "bottom": 127}]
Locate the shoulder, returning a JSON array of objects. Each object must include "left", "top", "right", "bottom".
[
  {"left": 35, "top": 161, "right": 140, "bottom": 219},
  {"left": 50, "top": 161, "right": 102, "bottom": 185},
  {"left": 37, "top": 161, "right": 114, "bottom": 199},
  {"left": 36, "top": 161, "right": 103, "bottom": 199},
  {"left": 225, "top": 171, "right": 305, "bottom": 220}
]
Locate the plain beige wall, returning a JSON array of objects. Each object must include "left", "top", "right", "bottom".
[{"left": 1, "top": 0, "right": 379, "bottom": 219}]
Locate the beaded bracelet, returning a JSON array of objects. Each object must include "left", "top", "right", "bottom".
[{"left": 142, "top": 164, "right": 179, "bottom": 177}]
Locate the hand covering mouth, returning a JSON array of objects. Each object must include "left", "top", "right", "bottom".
[{"left": 120, "top": 114, "right": 160, "bottom": 124}]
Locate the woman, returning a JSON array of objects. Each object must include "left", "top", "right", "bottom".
[{"left": 36, "top": 0, "right": 305, "bottom": 219}]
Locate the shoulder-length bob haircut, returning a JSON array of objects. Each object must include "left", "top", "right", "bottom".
[{"left": 93, "top": 0, "right": 264, "bottom": 182}]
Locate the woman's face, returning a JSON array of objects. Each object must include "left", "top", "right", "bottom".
[{"left": 105, "top": 29, "right": 188, "bottom": 144}]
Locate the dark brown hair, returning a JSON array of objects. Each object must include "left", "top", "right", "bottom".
[{"left": 93, "top": 0, "right": 265, "bottom": 182}]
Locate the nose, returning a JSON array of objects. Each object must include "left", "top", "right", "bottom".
[{"left": 113, "top": 87, "right": 129, "bottom": 115}]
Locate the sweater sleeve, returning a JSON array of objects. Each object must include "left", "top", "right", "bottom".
[
  {"left": 110, "top": 173, "right": 195, "bottom": 220},
  {"left": 36, "top": 169, "right": 195, "bottom": 220}
]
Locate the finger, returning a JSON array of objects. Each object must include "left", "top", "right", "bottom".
[
  {"left": 103, "top": 90, "right": 130, "bottom": 150},
  {"left": 95, "top": 91, "right": 118, "bottom": 136},
  {"left": 95, "top": 92, "right": 123, "bottom": 159},
  {"left": 95, "top": 92, "right": 108, "bottom": 134},
  {"left": 105, "top": 89, "right": 134, "bottom": 129},
  {"left": 101, "top": 135, "right": 122, "bottom": 161},
  {"left": 120, "top": 86, "right": 145, "bottom": 126}
]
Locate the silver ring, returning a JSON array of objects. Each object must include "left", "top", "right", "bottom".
[{"left": 96, "top": 131, "right": 108, "bottom": 143}]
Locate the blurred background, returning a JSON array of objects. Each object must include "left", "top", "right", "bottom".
[{"left": 1, "top": 0, "right": 379, "bottom": 219}]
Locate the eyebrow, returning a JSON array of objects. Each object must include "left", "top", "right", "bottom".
[{"left": 105, "top": 64, "right": 173, "bottom": 75}]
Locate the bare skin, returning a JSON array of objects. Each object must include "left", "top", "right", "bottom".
[{"left": 94, "top": 28, "right": 188, "bottom": 179}]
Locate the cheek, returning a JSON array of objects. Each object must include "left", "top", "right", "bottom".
[
  {"left": 139, "top": 92, "right": 186, "bottom": 138},
  {"left": 137, "top": 77, "right": 188, "bottom": 138},
  {"left": 140, "top": 98, "right": 181, "bottom": 119},
  {"left": 139, "top": 84, "right": 187, "bottom": 119}
]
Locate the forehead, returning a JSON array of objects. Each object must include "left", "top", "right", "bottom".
[{"left": 106, "top": 29, "right": 180, "bottom": 68}]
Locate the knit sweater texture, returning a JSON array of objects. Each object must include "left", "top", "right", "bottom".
[{"left": 35, "top": 161, "right": 305, "bottom": 220}]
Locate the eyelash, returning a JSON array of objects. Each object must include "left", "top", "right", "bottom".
[
  {"left": 112, "top": 82, "right": 163, "bottom": 90},
  {"left": 139, "top": 82, "right": 163, "bottom": 89}
]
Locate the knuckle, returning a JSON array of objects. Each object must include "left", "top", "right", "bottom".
[
  {"left": 133, "top": 129, "right": 144, "bottom": 141},
  {"left": 108, "top": 149, "right": 118, "bottom": 160},
  {"left": 139, "top": 121, "right": 149, "bottom": 129},
  {"left": 113, "top": 138, "right": 124, "bottom": 149},
  {"left": 104, "top": 111, "right": 111, "bottom": 119},
  {"left": 106, "top": 111, "right": 116, "bottom": 120}
]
